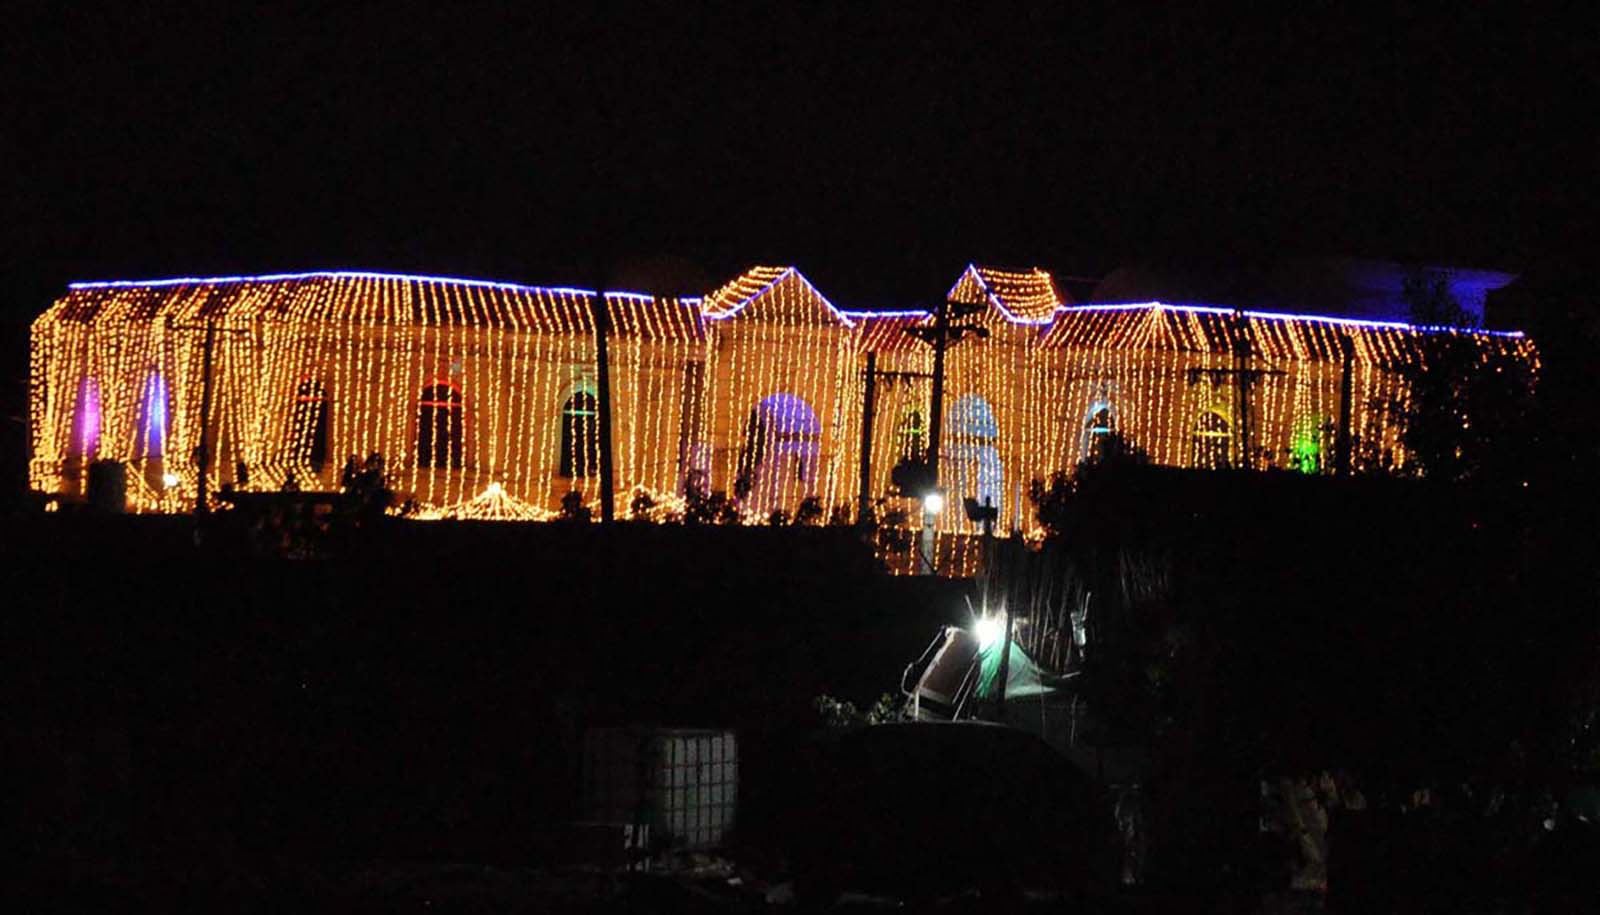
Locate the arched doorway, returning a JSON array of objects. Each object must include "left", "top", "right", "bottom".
[
  {"left": 1191, "top": 410, "right": 1231, "bottom": 469},
  {"left": 736, "top": 393, "right": 820, "bottom": 514},
  {"left": 69, "top": 376, "right": 101, "bottom": 463},
  {"left": 290, "top": 379, "right": 330, "bottom": 475},
  {"left": 945, "top": 393, "right": 1003, "bottom": 520},
  {"left": 896, "top": 408, "right": 926, "bottom": 462},
  {"left": 134, "top": 371, "right": 170, "bottom": 490},
  {"left": 559, "top": 388, "right": 600, "bottom": 478},
  {"left": 417, "top": 381, "right": 463, "bottom": 469}
]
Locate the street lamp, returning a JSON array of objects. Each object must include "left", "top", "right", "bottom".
[
  {"left": 972, "top": 613, "right": 1005, "bottom": 651},
  {"left": 922, "top": 489, "right": 945, "bottom": 516}
]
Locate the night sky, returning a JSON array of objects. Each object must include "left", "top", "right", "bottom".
[{"left": 7, "top": 6, "right": 1592, "bottom": 312}]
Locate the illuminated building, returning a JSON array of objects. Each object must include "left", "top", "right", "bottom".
[{"left": 29, "top": 265, "right": 1534, "bottom": 547}]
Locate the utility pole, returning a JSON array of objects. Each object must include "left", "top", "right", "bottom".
[
  {"left": 857, "top": 352, "right": 877, "bottom": 525},
  {"left": 196, "top": 319, "right": 217, "bottom": 514},
  {"left": 995, "top": 601, "right": 1013, "bottom": 718},
  {"left": 174, "top": 311, "right": 248, "bottom": 515},
  {"left": 859, "top": 356, "right": 935, "bottom": 525},
  {"left": 1233, "top": 311, "right": 1251, "bottom": 469},
  {"left": 990, "top": 516, "right": 1010, "bottom": 716},
  {"left": 907, "top": 295, "right": 985, "bottom": 485},
  {"left": 905, "top": 294, "right": 987, "bottom": 574},
  {"left": 591, "top": 287, "right": 616, "bottom": 523},
  {"left": 1335, "top": 334, "right": 1355, "bottom": 476}
]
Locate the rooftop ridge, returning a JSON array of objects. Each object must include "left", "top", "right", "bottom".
[{"left": 1059, "top": 301, "right": 1524, "bottom": 337}]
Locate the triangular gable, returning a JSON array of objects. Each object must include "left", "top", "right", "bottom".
[
  {"left": 700, "top": 266, "right": 855, "bottom": 327},
  {"left": 947, "top": 264, "right": 1067, "bottom": 325}
]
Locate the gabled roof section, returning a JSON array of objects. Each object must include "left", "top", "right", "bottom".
[
  {"left": 606, "top": 293, "right": 706, "bottom": 342},
  {"left": 947, "top": 265, "right": 1068, "bottom": 324},
  {"left": 50, "top": 271, "right": 697, "bottom": 336},
  {"left": 843, "top": 310, "right": 934, "bottom": 353},
  {"left": 1040, "top": 301, "right": 1533, "bottom": 369},
  {"left": 700, "top": 266, "right": 855, "bottom": 326}
]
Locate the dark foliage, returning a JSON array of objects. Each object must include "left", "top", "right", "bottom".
[
  {"left": 827, "top": 502, "right": 854, "bottom": 527},
  {"left": 1388, "top": 273, "right": 1537, "bottom": 483},
  {"left": 337, "top": 452, "right": 395, "bottom": 524},
  {"left": 682, "top": 469, "right": 740, "bottom": 525},
  {"left": 628, "top": 487, "right": 656, "bottom": 520},
  {"left": 889, "top": 455, "right": 934, "bottom": 498},
  {"left": 794, "top": 496, "right": 825, "bottom": 526}
]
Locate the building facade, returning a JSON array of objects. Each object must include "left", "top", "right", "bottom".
[{"left": 30, "top": 264, "right": 1533, "bottom": 533}]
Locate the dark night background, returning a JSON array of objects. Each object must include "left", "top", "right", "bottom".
[
  {"left": 5, "top": 5, "right": 1600, "bottom": 908},
  {"left": 8, "top": 4, "right": 1590, "bottom": 499}
]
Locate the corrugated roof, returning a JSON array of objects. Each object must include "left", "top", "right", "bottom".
[
  {"left": 45, "top": 272, "right": 703, "bottom": 337},
  {"left": 1041, "top": 303, "right": 1533, "bottom": 368}
]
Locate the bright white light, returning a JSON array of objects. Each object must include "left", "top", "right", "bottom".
[
  {"left": 973, "top": 615, "right": 1005, "bottom": 651},
  {"left": 161, "top": 472, "right": 180, "bottom": 489},
  {"left": 922, "top": 491, "right": 945, "bottom": 515},
  {"left": 485, "top": 481, "right": 504, "bottom": 497}
]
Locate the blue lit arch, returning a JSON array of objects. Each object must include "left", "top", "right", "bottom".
[
  {"left": 737, "top": 393, "right": 821, "bottom": 512},
  {"left": 945, "top": 393, "right": 1003, "bottom": 519},
  {"left": 133, "top": 371, "right": 169, "bottom": 461}
]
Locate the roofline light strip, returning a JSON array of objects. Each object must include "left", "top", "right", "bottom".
[
  {"left": 839, "top": 309, "right": 933, "bottom": 319},
  {"left": 65, "top": 270, "right": 696, "bottom": 304},
  {"left": 1057, "top": 302, "right": 1525, "bottom": 338},
  {"left": 64, "top": 270, "right": 1524, "bottom": 338}
]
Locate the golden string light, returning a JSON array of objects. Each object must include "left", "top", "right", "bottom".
[
  {"left": 30, "top": 267, "right": 1536, "bottom": 574},
  {"left": 412, "top": 481, "right": 554, "bottom": 522}
]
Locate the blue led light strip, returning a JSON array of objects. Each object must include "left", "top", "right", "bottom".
[
  {"left": 1058, "top": 301, "right": 1526, "bottom": 338},
  {"left": 64, "top": 269, "right": 695, "bottom": 305},
  {"left": 64, "top": 270, "right": 1526, "bottom": 338},
  {"left": 839, "top": 309, "right": 933, "bottom": 320}
]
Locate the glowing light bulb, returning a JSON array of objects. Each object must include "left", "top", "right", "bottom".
[
  {"left": 161, "top": 472, "right": 180, "bottom": 489},
  {"left": 973, "top": 615, "right": 1005, "bottom": 650},
  {"left": 922, "top": 491, "right": 945, "bottom": 515}
]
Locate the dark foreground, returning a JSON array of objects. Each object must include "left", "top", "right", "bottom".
[
  {"left": 6, "top": 511, "right": 1598, "bottom": 913},
  {"left": 6, "top": 515, "right": 973, "bottom": 909}
]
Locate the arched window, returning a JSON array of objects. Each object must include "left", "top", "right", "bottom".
[
  {"left": 69, "top": 376, "right": 101, "bottom": 462},
  {"left": 736, "top": 393, "right": 820, "bottom": 511},
  {"left": 945, "top": 394, "right": 1003, "bottom": 517},
  {"left": 896, "top": 409, "right": 926, "bottom": 462},
  {"left": 417, "top": 382, "right": 463, "bottom": 469},
  {"left": 290, "top": 379, "right": 330, "bottom": 474},
  {"left": 1192, "top": 410, "right": 1231, "bottom": 470},
  {"left": 559, "top": 390, "right": 600, "bottom": 478},
  {"left": 133, "top": 372, "right": 169, "bottom": 461},
  {"left": 1290, "top": 415, "right": 1326, "bottom": 474}
]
